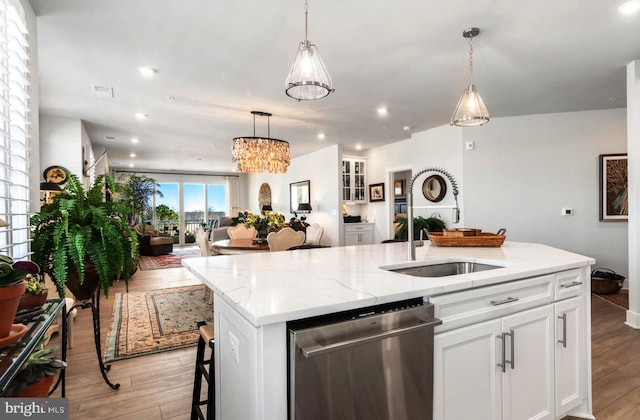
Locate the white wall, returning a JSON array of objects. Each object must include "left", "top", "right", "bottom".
[
  {"left": 39, "top": 115, "right": 83, "bottom": 178},
  {"left": 365, "top": 126, "right": 464, "bottom": 243},
  {"left": 247, "top": 144, "right": 341, "bottom": 247},
  {"left": 463, "top": 109, "right": 628, "bottom": 276},
  {"left": 410, "top": 125, "right": 464, "bottom": 227},
  {"left": 366, "top": 138, "right": 411, "bottom": 242},
  {"left": 626, "top": 60, "right": 640, "bottom": 327}
]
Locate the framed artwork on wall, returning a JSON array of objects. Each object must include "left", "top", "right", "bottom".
[
  {"left": 369, "top": 183, "right": 385, "bottom": 202},
  {"left": 599, "top": 153, "right": 628, "bottom": 222}
]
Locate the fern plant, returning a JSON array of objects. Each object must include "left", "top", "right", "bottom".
[{"left": 30, "top": 174, "right": 138, "bottom": 298}]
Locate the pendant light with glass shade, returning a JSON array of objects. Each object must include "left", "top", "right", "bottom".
[
  {"left": 450, "top": 27, "right": 490, "bottom": 127},
  {"left": 285, "top": 0, "right": 334, "bottom": 100}
]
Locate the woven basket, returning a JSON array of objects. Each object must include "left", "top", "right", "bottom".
[{"left": 591, "top": 268, "right": 625, "bottom": 295}]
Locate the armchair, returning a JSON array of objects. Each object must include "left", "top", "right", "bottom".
[{"left": 134, "top": 223, "right": 174, "bottom": 256}]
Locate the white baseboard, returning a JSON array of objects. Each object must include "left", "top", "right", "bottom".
[{"left": 625, "top": 309, "right": 640, "bottom": 329}]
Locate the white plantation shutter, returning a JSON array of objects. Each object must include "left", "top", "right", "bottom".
[{"left": 0, "top": 0, "right": 30, "bottom": 260}]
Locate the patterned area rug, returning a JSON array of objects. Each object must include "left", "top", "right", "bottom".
[
  {"left": 593, "top": 289, "right": 629, "bottom": 309},
  {"left": 138, "top": 246, "right": 201, "bottom": 270},
  {"left": 105, "top": 285, "right": 214, "bottom": 362}
]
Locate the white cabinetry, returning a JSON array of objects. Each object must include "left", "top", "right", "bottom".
[
  {"left": 344, "top": 223, "right": 373, "bottom": 246},
  {"left": 432, "top": 269, "right": 587, "bottom": 420},
  {"left": 434, "top": 305, "right": 554, "bottom": 420},
  {"left": 342, "top": 157, "right": 366, "bottom": 202},
  {"left": 555, "top": 296, "right": 585, "bottom": 415}
]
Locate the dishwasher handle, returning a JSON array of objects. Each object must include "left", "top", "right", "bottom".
[{"left": 299, "top": 317, "right": 442, "bottom": 358}]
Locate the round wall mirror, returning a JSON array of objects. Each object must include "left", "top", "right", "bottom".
[
  {"left": 258, "top": 183, "right": 272, "bottom": 208},
  {"left": 422, "top": 175, "right": 447, "bottom": 202}
]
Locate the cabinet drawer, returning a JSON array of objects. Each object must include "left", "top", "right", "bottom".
[
  {"left": 430, "top": 275, "right": 554, "bottom": 333},
  {"left": 554, "top": 269, "right": 585, "bottom": 301},
  {"left": 344, "top": 224, "right": 373, "bottom": 232}
]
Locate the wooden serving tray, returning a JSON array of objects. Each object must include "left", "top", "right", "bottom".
[{"left": 428, "top": 232, "right": 506, "bottom": 247}]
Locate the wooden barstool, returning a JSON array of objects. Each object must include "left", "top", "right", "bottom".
[{"left": 191, "top": 321, "right": 215, "bottom": 420}]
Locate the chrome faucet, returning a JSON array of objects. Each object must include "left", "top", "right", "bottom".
[{"left": 407, "top": 168, "right": 460, "bottom": 260}]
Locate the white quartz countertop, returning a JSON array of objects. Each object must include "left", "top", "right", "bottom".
[{"left": 182, "top": 241, "right": 595, "bottom": 327}]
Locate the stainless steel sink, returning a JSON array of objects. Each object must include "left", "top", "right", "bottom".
[{"left": 385, "top": 261, "right": 503, "bottom": 277}]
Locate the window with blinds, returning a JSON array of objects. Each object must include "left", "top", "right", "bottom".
[{"left": 0, "top": 0, "right": 30, "bottom": 260}]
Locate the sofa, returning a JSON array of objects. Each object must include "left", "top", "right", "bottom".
[
  {"left": 135, "top": 223, "right": 174, "bottom": 256},
  {"left": 208, "top": 216, "right": 233, "bottom": 242}
]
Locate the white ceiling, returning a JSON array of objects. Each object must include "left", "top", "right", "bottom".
[{"left": 28, "top": 0, "right": 640, "bottom": 174}]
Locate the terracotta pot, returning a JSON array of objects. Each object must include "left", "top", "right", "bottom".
[
  {"left": 12, "top": 375, "right": 55, "bottom": 398},
  {"left": 66, "top": 262, "right": 100, "bottom": 301},
  {"left": 17, "top": 289, "right": 49, "bottom": 311},
  {"left": 0, "top": 281, "right": 26, "bottom": 338}
]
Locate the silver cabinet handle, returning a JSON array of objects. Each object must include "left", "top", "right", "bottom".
[
  {"left": 558, "top": 313, "right": 567, "bottom": 348},
  {"left": 505, "top": 330, "right": 515, "bottom": 369},
  {"left": 299, "top": 317, "right": 442, "bottom": 358},
  {"left": 497, "top": 332, "right": 506, "bottom": 373},
  {"left": 560, "top": 281, "right": 583, "bottom": 289},
  {"left": 491, "top": 297, "right": 519, "bottom": 306}
]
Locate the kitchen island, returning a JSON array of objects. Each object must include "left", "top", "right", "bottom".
[{"left": 183, "top": 241, "right": 595, "bottom": 420}]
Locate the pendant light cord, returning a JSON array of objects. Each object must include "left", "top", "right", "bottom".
[
  {"left": 304, "top": 0, "right": 309, "bottom": 43},
  {"left": 252, "top": 112, "right": 271, "bottom": 137},
  {"left": 468, "top": 36, "right": 474, "bottom": 85}
]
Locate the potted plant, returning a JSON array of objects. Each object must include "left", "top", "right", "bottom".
[
  {"left": 287, "top": 213, "right": 310, "bottom": 232},
  {"left": 394, "top": 215, "right": 446, "bottom": 240},
  {"left": 115, "top": 173, "right": 162, "bottom": 226},
  {"left": 30, "top": 173, "right": 138, "bottom": 300},
  {"left": 4, "top": 342, "right": 67, "bottom": 398},
  {"left": 233, "top": 210, "right": 285, "bottom": 240},
  {"left": 18, "top": 273, "right": 48, "bottom": 311},
  {"left": 0, "top": 255, "right": 28, "bottom": 338}
]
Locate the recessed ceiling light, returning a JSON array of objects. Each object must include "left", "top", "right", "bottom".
[
  {"left": 377, "top": 106, "right": 389, "bottom": 116},
  {"left": 355, "top": 144, "right": 363, "bottom": 151},
  {"left": 139, "top": 67, "right": 158, "bottom": 77},
  {"left": 403, "top": 125, "right": 412, "bottom": 131},
  {"left": 131, "top": 137, "right": 139, "bottom": 144},
  {"left": 135, "top": 113, "right": 148, "bottom": 120},
  {"left": 618, "top": 0, "right": 640, "bottom": 14},
  {"left": 317, "top": 133, "right": 326, "bottom": 140},
  {"left": 128, "top": 163, "right": 134, "bottom": 168},
  {"left": 129, "top": 153, "right": 136, "bottom": 158}
]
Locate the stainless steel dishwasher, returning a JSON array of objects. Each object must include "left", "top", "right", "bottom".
[{"left": 288, "top": 298, "right": 442, "bottom": 420}]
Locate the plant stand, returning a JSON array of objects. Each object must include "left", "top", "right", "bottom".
[{"left": 68, "top": 286, "right": 120, "bottom": 390}]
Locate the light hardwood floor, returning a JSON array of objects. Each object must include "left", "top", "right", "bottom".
[{"left": 47, "top": 266, "right": 640, "bottom": 419}]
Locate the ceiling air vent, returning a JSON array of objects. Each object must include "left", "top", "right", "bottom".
[{"left": 91, "top": 85, "right": 114, "bottom": 98}]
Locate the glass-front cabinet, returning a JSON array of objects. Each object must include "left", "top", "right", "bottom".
[{"left": 342, "top": 157, "right": 366, "bottom": 203}]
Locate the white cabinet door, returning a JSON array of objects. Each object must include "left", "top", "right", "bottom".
[
  {"left": 555, "top": 296, "right": 585, "bottom": 416},
  {"left": 502, "top": 304, "right": 554, "bottom": 420},
  {"left": 434, "top": 319, "right": 502, "bottom": 420},
  {"left": 342, "top": 158, "right": 366, "bottom": 202},
  {"left": 344, "top": 231, "right": 359, "bottom": 246},
  {"left": 344, "top": 224, "right": 373, "bottom": 246}
]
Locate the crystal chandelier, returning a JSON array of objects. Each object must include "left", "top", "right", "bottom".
[
  {"left": 285, "top": 0, "right": 334, "bottom": 100},
  {"left": 450, "top": 27, "right": 490, "bottom": 127},
  {"left": 232, "top": 111, "right": 290, "bottom": 174}
]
